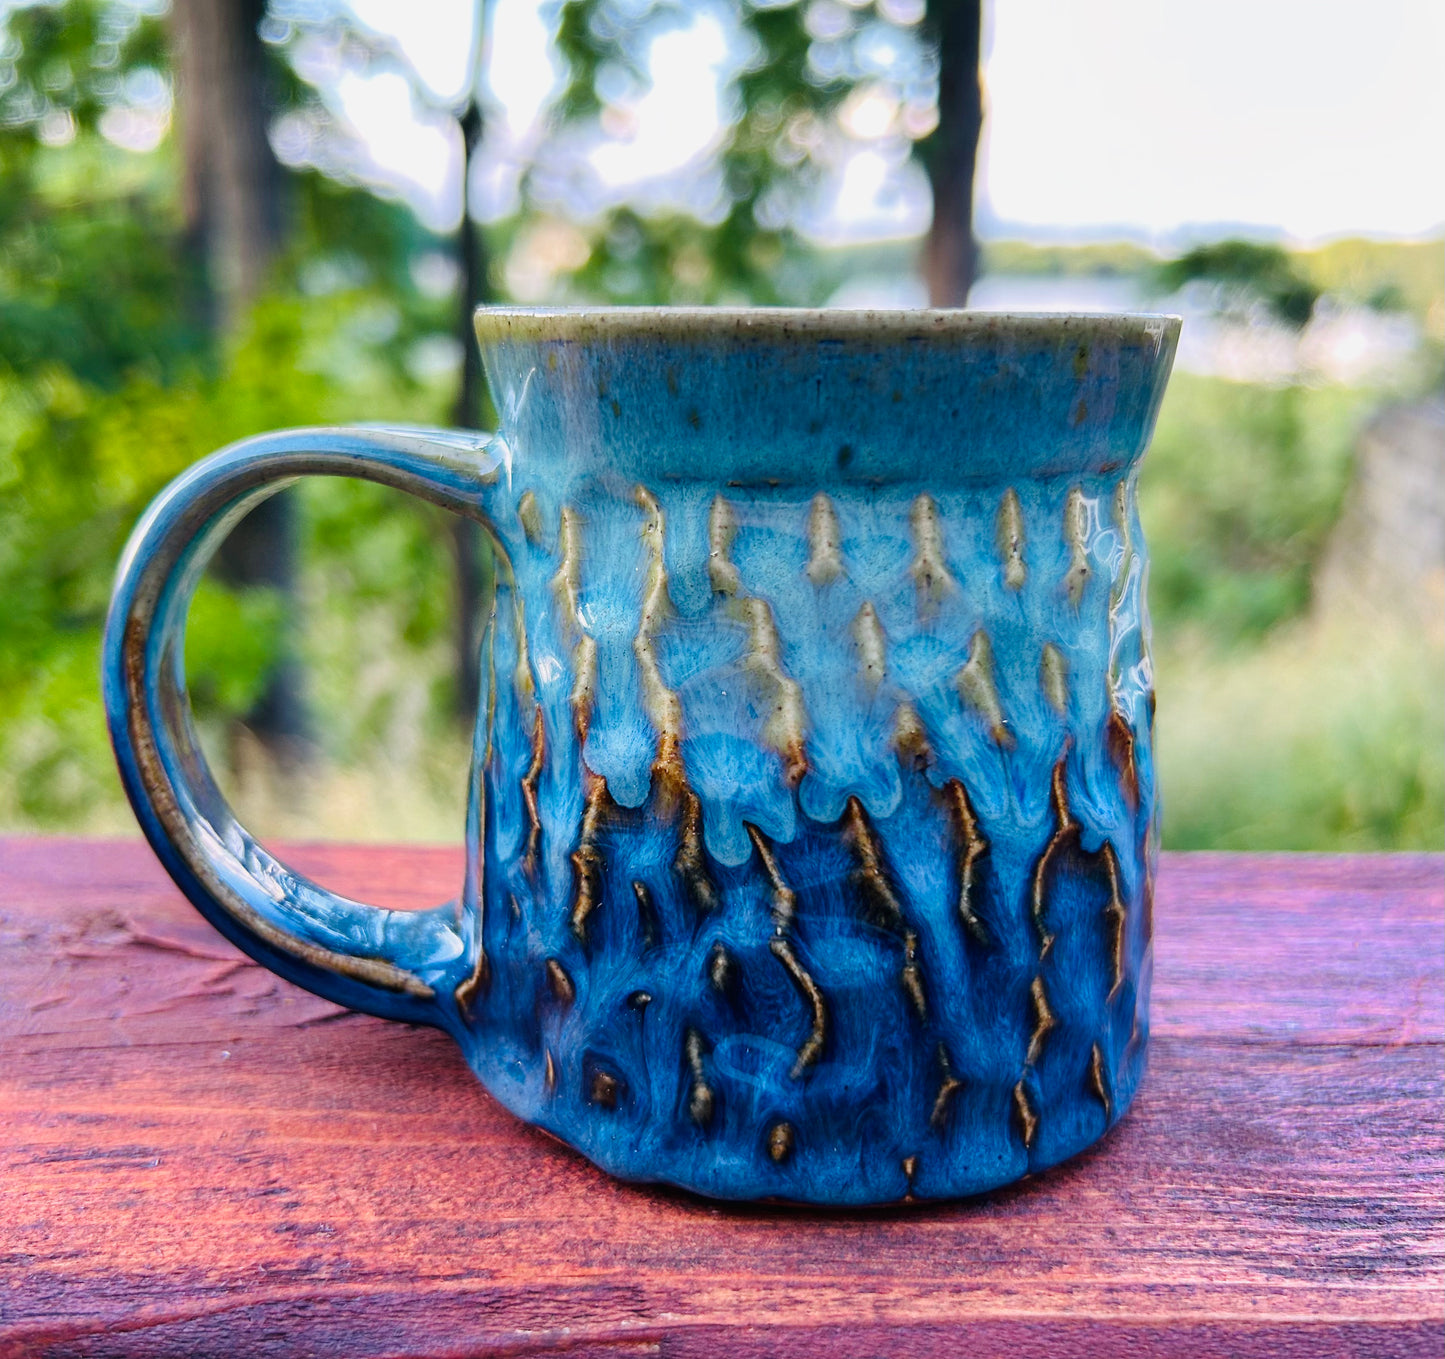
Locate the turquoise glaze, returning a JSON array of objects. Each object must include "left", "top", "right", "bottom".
[{"left": 103, "top": 309, "right": 1179, "bottom": 1205}]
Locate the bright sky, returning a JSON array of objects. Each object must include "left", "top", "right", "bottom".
[
  {"left": 983, "top": 0, "right": 1445, "bottom": 242},
  {"left": 338, "top": 0, "right": 1444, "bottom": 243}
]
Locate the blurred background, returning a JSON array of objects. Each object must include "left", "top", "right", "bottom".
[{"left": 1, "top": 0, "right": 1440, "bottom": 852}]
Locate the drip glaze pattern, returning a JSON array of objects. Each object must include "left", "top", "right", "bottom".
[
  {"left": 104, "top": 309, "right": 1179, "bottom": 1205},
  {"left": 457, "top": 311, "right": 1175, "bottom": 1203}
]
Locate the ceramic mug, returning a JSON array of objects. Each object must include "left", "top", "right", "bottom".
[{"left": 104, "top": 308, "right": 1179, "bottom": 1205}]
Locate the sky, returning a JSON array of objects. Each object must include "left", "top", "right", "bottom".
[{"left": 336, "top": 0, "right": 1444, "bottom": 245}]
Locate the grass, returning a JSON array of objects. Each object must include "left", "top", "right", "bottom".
[{"left": 1156, "top": 611, "right": 1444, "bottom": 850}]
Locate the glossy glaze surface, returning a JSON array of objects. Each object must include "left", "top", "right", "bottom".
[
  {"left": 104, "top": 309, "right": 1178, "bottom": 1205},
  {"left": 461, "top": 310, "right": 1175, "bottom": 1202}
]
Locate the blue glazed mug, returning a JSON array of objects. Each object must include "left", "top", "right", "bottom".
[{"left": 104, "top": 308, "right": 1179, "bottom": 1205}]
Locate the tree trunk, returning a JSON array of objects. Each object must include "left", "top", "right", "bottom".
[
  {"left": 451, "top": 96, "right": 494, "bottom": 720},
  {"left": 921, "top": 0, "right": 984, "bottom": 307},
  {"left": 170, "top": 0, "right": 284, "bottom": 329},
  {"left": 171, "top": 0, "right": 306, "bottom": 759}
]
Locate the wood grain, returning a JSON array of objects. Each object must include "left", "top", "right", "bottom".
[{"left": 1, "top": 839, "right": 1440, "bottom": 1358}]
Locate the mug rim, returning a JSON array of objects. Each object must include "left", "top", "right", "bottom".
[{"left": 474, "top": 306, "right": 1182, "bottom": 348}]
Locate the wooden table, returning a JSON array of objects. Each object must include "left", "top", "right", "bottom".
[{"left": 1, "top": 840, "right": 1440, "bottom": 1358}]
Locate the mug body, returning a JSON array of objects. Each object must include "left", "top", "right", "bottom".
[{"left": 460, "top": 309, "right": 1176, "bottom": 1204}]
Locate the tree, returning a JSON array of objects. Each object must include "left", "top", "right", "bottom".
[
  {"left": 0, "top": 0, "right": 191, "bottom": 383},
  {"left": 1155, "top": 240, "right": 1320, "bottom": 329},
  {"left": 918, "top": 0, "right": 982, "bottom": 305},
  {"left": 170, "top": 0, "right": 308, "bottom": 759},
  {"left": 0, "top": 0, "right": 455, "bottom": 821},
  {"left": 537, "top": 0, "right": 944, "bottom": 305},
  {"left": 170, "top": 0, "right": 284, "bottom": 330}
]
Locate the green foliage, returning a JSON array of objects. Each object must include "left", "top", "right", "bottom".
[
  {"left": 0, "top": 0, "right": 466, "bottom": 830},
  {"left": 186, "top": 578, "right": 287, "bottom": 717},
  {"left": 1297, "top": 237, "right": 1445, "bottom": 327},
  {"left": 1157, "top": 619, "right": 1444, "bottom": 851},
  {"left": 0, "top": 0, "right": 1438, "bottom": 854},
  {"left": 0, "top": 288, "right": 452, "bottom": 826},
  {"left": 1141, "top": 374, "right": 1370, "bottom": 643},
  {"left": 1154, "top": 239, "right": 1320, "bottom": 328},
  {"left": 536, "top": 0, "right": 934, "bottom": 304},
  {"left": 0, "top": 170, "right": 202, "bottom": 385},
  {"left": 980, "top": 239, "right": 1159, "bottom": 279},
  {"left": 293, "top": 475, "right": 459, "bottom": 763},
  {"left": 0, "top": 1, "right": 201, "bottom": 385},
  {"left": 0, "top": 0, "right": 167, "bottom": 152}
]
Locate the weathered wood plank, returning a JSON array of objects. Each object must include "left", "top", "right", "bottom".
[{"left": 0, "top": 839, "right": 1440, "bottom": 1358}]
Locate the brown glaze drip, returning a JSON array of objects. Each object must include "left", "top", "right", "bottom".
[
  {"left": 569, "top": 773, "right": 609, "bottom": 944},
  {"left": 684, "top": 1028, "right": 715, "bottom": 1128},
  {"left": 706, "top": 495, "right": 810, "bottom": 783},
  {"left": 739, "top": 597, "right": 809, "bottom": 786},
  {"left": 768, "top": 1121, "right": 795, "bottom": 1163},
  {"left": 1030, "top": 757, "right": 1078, "bottom": 958},
  {"left": 1025, "top": 975, "right": 1056, "bottom": 1067},
  {"left": 997, "top": 487, "right": 1027, "bottom": 590},
  {"left": 930, "top": 1043, "right": 964, "bottom": 1129},
  {"left": 510, "top": 608, "right": 537, "bottom": 712},
  {"left": 1102, "top": 841, "right": 1128, "bottom": 1001},
  {"left": 551, "top": 505, "right": 586, "bottom": 624},
  {"left": 520, "top": 703, "right": 545, "bottom": 881},
  {"left": 632, "top": 880, "right": 659, "bottom": 951},
  {"left": 851, "top": 602, "right": 887, "bottom": 696},
  {"left": 545, "top": 957, "right": 575, "bottom": 1007},
  {"left": 707, "top": 494, "right": 742, "bottom": 596},
  {"left": 675, "top": 786, "right": 720, "bottom": 918},
  {"left": 893, "top": 702, "right": 933, "bottom": 771},
  {"left": 1112, "top": 479, "right": 1132, "bottom": 561},
  {"left": 589, "top": 1069, "right": 620, "bottom": 1110},
  {"left": 841, "top": 796, "right": 907, "bottom": 931},
  {"left": 1063, "top": 486, "right": 1092, "bottom": 607},
  {"left": 1089, "top": 1042, "right": 1112, "bottom": 1120},
  {"left": 1013, "top": 1080, "right": 1039, "bottom": 1149},
  {"left": 543, "top": 1048, "right": 556, "bottom": 1093},
  {"left": 632, "top": 482, "right": 728, "bottom": 936},
  {"left": 956, "top": 630, "right": 1013, "bottom": 748},
  {"left": 843, "top": 798, "right": 930, "bottom": 1017},
  {"left": 570, "top": 636, "right": 597, "bottom": 743},
  {"left": 633, "top": 485, "right": 685, "bottom": 774},
  {"left": 747, "top": 822, "right": 797, "bottom": 932},
  {"left": 943, "top": 779, "right": 990, "bottom": 947},
  {"left": 1041, "top": 643, "right": 1070, "bottom": 717},
  {"left": 909, "top": 492, "right": 957, "bottom": 617},
  {"left": 1106, "top": 707, "right": 1140, "bottom": 812},
  {"left": 841, "top": 797, "right": 929, "bottom": 1017},
  {"left": 551, "top": 505, "right": 597, "bottom": 741},
  {"left": 806, "top": 492, "right": 844, "bottom": 585},
  {"left": 517, "top": 488, "right": 544, "bottom": 545},
  {"left": 770, "top": 936, "right": 828, "bottom": 1079},
  {"left": 747, "top": 823, "right": 824, "bottom": 1077},
  {"left": 708, "top": 941, "right": 734, "bottom": 994},
  {"left": 453, "top": 949, "right": 490, "bottom": 1020},
  {"left": 902, "top": 929, "right": 928, "bottom": 1020}
]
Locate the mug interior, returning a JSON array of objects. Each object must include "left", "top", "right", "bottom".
[{"left": 474, "top": 307, "right": 1181, "bottom": 486}]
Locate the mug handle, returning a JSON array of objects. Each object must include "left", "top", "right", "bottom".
[{"left": 101, "top": 426, "right": 507, "bottom": 1028}]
